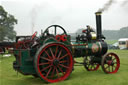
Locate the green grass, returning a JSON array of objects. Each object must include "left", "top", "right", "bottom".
[{"left": 0, "top": 50, "right": 128, "bottom": 85}]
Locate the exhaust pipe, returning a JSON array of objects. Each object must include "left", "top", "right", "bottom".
[{"left": 95, "top": 12, "right": 102, "bottom": 40}]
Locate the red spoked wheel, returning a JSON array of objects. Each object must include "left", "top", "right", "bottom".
[
  {"left": 84, "top": 56, "right": 100, "bottom": 71},
  {"left": 34, "top": 42, "right": 73, "bottom": 83},
  {"left": 101, "top": 52, "right": 120, "bottom": 74}
]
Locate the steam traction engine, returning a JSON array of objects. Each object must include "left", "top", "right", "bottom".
[{"left": 12, "top": 12, "right": 120, "bottom": 83}]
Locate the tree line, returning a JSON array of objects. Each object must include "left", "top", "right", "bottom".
[
  {"left": 70, "top": 27, "right": 128, "bottom": 40},
  {"left": 0, "top": 5, "right": 17, "bottom": 42},
  {"left": 103, "top": 27, "right": 128, "bottom": 40}
]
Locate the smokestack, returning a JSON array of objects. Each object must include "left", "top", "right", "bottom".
[{"left": 95, "top": 12, "right": 102, "bottom": 40}]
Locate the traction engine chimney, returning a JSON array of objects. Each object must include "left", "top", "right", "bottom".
[{"left": 95, "top": 12, "right": 102, "bottom": 40}]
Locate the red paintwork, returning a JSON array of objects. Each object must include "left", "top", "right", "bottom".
[
  {"left": 82, "top": 30, "right": 86, "bottom": 33},
  {"left": 32, "top": 31, "right": 37, "bottom": 39},
  {"left": 61, "top": 35, "right": 67, "bottom": 42},
  {"left": 88, "top": 64, "right": 100, "bottom": 71},
  {"left": 55, "top": 35, "right": 67, "bottom": 42},
  {"left": 36, "top": 43, "right": 73, "bottom": 83},
  {"left": 15, "top": 31, "right": 37, "bottom": 49},
  {"left": 55, "top": 35, "right": 61, "bottom": 42},
  {"left": 103, "top": 53, "right": 120, "bottom": 74},
  {"left": 0, "top": 47, "right": 3, "bottom": 53}
]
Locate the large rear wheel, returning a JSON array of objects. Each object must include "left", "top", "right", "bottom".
[{"left": 34, "top": 43, "right": 73, "bottom": 83}]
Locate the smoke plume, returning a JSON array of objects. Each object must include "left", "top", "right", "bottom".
[
  {"left": 98, "top": 0, "right": 115, "bottom": 12},
  {"left": 51, "top": 16, "right": 62, "bottom": 24},
  {"left": 30, "top": 6, "right": 37, "bottom": 34}
]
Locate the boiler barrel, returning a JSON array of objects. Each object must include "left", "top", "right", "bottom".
[{"left": 72, "top": 41, "right": 108, "bottom": 57}]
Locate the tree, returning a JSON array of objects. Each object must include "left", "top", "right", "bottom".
[
  {"left": 0, "top": 5, "right": 17, "bottom": 41},
  {"left": 103, "top": 30, "right": 119, "bottom": 40},
  {"left": 118, "top": 27, "right": 128, "bottom": 38}
]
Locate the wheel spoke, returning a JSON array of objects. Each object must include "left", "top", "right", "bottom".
[
  {"left": 112, "top": 66, "right": 114, "bottom": 72},
  {"left": 40, "top": 57, "right": 52, "bottom": 61},
  {"left": 57, "top": 66, "right": 65, "bottom": 76},
  {"left": 55, "top": 46, "right": 58, "bottom": 57},
  {"left": 93, "top": 64, "right": 95, "bottom": 69},
  {"left": 41, "top": 65, "right": 51, "bottom": 72},
  {"left": 44, "top": 50, "right": 52, "bottom": 59},
  {"left": 59, "top": 53, "right": 69, "bottom": 60},
  {"left": 55, "top": 67, "right": 60, "bottom": 78},
  {"left": 59, "top": 64, "right": 69, "bottom": 69},
  {"left": 54, "top": 26, "right": 57, "bottom": 35},
  {"left": 87, "top": 64, "right": 91, "bottom": 67},
  {"left": 50, "top": 48, "right": 55, "bottom": 59},
  {"left": 45, "top": 67, "right": 52, "bottom": 78},
  {"left": 108, "top": 65, "right": 110, "bottom": 72},
  {"left": 112, "top": 58, "right": 116, "bottom": 61},
  {"left": 113, "top": 62, "right": 117, "bottom": 64},
  {"left": 51, "top": 66, "right": 56, "bottom": 78},
  {"left": 57, "top": 49, "right": 62, "bottom": 59},
  {"left": 91, "top": 65, "right": 93, "bottom": 70},
  {"left": 105, "top": 65, "right": 109, "bottom": 69},
  {"left": 113, "top": 65, "right": 117, "bottom": 68},
  {"left": 59, "top": 60, "right": 68, "bottom": 63},
  {"left": 38, "top": 62, "right": 49, "bottom": 66},
  {"left": 95, "top": 64, "right": 98, "bottom": 69}
]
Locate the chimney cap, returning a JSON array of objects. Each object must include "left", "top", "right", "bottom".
[{"left": 95, "top": 12, "right": 102, "bottom": 15}]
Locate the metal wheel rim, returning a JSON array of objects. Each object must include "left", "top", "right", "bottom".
[
  {"left": 84, "top": 56, "right": 100, "bottom": 71},
  {"left": 35, "top": 43, "right": 73, "bottom": 83},
  {"left": 101, "top": 53, "right": 120, "bottom": 74}
]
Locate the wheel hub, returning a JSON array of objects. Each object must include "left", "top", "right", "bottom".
[
  {"left": 107, "top": 60, "right": 114, "bottom": 66},
  {"left": 53, "top": 59, "right": 59, "bottom": 66},
  {"left": 36, "top": 43, "right": 73, "bottom": 83}
]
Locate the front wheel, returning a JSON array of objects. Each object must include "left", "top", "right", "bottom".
[
  {"left": 101, "top": 52, "right": 120, "bottom": 74},
  {"left": 34, "top": 42, "right": 73, "bottom": 83}
]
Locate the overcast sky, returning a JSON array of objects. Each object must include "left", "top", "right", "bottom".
[{"left": 0, "top": 0, "right": 128, "bottom": 35}]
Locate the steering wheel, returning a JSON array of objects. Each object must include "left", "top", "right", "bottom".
[
  {"left": 44, "top": 25, "right": 67, "bottom": 36},
  {"left": 32, "top": 31, "right": 37, "bottom": 39}
]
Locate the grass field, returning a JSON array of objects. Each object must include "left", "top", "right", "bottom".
[{"left": 0, "top": 50, "right": 128, "bottom": 85}]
